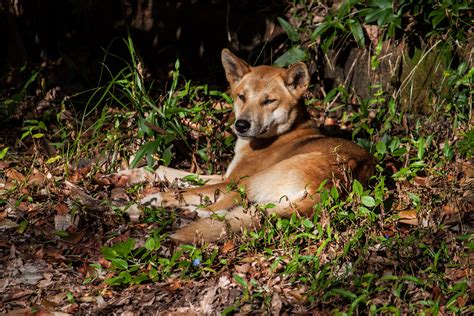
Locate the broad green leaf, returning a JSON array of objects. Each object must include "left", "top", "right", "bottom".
[
  {"left": 328, "top": 288, "right": 358, "bottom": 299},
  {"left": 20, "top": 131, "right": 30, "bottom": 140},
  {"left": 101, "top": 247, "right": 118, "bottom": 260},
  {"left": 46, "top": 155, "right": 61, "bottom": 164},
  {"left": 104, "top": 275, "right": 124, "bottom": 286},
  {"left": 367, "top": 0, "right": 392, "bottom": 10},
  {"left": 361, "top": 196, "right": 376, "bottom": 207},
  {"left": 264, "top": 203, "right": 276, "bottom": 209},
  {"left": 277, "top": 17, "right": 299, "bottom": 42},
  {"left": 352, "top": 180, "right": 363, "bottom": 197},
  {"left": 410, "top": 161, "right": 424, "bottom": 168},
  {"left": 401, "top": 275, "right": 423, "bottom": 285},
  {"left": 358, "top": 206, "right": 370, "bottom": 216},
  {"left": 116, "top": 238, "right": 135, "bottom": 257},
  {"left": 138, "top": 118, "right": 153, "bottom": 137},
  {"left": 392, "top": 147, "right": 407, "bottom": 156},
  {"left": 130, "top": 139, "right": 160, "bottom": 168},
  {"left": 38, "top": 121, "right": 47, "bottom": 131},
  {"left": 311, "top": 22, "right": 332, "bottom": 41},
  {"left": 348, "top": 20, "right": 365, "bottom": 46},
  {"left": 233, "top": 274, "right": 248, "bottom": 288},
  {"left": 17, "top": 220, "right": 28, "bottom": 233},
  {"left": 111, "top": 258, "right": 128, "bottom": 270},
  {"left": 417, "top": 139, "right": 425, "bottom": 160},
  {"left": 302, "top": 219, "right": 314, "bottom": 229},
  {"left": 376, "top": 141, "right": 387, "bottom": 155},
  {"left": 197, "top": 148, "right": 209, "bottom": 162},
  {"left": 377, "top": 9, "right": 393, "bottom": 26},
  {"left": 0, "top": 147, "right": 9, "bottom": 160},
  {"left": 365, "top": 8, "right": 387, "bottom": 24},
  {"left": 274, "top": 47, "right": 307, "bottom": 68},
  {"left": 132, "top": 273, "right": 150, "bottom": 285},
  {"left": 389, "top": 137, "right": 400, "bottom": 152},
  {"left": 429, "top": 10, "right": 445, "bottom": 28},
  {"left": 161, "top": 145, "right": 173, "bottom": 166},
  {"left": 148, "top": 267, "right": 158, "bottom": 280},
  {"left": 144, "top": 237, "right": 156, "bottom": 251},
  {"left": 22, "top": 71, "right": 39, "bottom": 92},
  {"left": 331, "top": 186, "right": 339, "bottom": 200},
  {"left": 392, "top": 167, "right": 410, "bottom": 179},
  {"left": 182, "top": 174, "right": 199, "bottom": 181}
]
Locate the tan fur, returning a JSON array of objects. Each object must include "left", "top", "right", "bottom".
[{"left": 141, "top": 49, "right": 375, "bottom": 244}]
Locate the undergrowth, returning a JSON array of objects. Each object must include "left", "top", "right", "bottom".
[
  {"left": 1, "top": 0, "right": 472, "bottom": 314},
  {"left": 91, "top": 35, "right": 471, "bottom": 314}
]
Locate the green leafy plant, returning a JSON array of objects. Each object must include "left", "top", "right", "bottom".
[
  {"left": 274, "top": 17, "right": 308, "bottom": 67},
  {"left": 20, "top": 120, "right": 47, "bottom": 141}
]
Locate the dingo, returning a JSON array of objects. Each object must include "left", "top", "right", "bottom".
[{"left": 131, "top": 49, "right": 374, "bottom": 243}]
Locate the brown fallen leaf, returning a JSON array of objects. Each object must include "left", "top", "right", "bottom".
[
  {"left": 271, "top": 292, "right": 282, "bottom": 314},
  {"left": 221, "top": 240, "right": 235, "bottom": 254},
  {"left": 44, "top": 248, "right": 66, "bottom": 261},
  {"left": 64, "top": 180, "right": 108, "bottom": 211},
  {"left": 235, "top": 263, "right": 251, "bottom": 274},
  {"left": 398, "top": 209, "right": 418, "bottom": 225},
  {"left": 16, "top": 201, "right": 30, "bottom": 212},
  {"left": 55, "top": 214, "right": 73, "bottom": 231},
  {"left": 62, "top": 230, "right": 86, "bottom": 244},
  {"left": 0, "top": 161, "right": 12, "bottom": 170},
  {"left": 37, "top": 272, "right": 53, "bottom": 288},
  {"left": 93, "top": 172, "right": 112, "bottom": 185},
  {"left": 98, "top": 257, "right": 111, "bottom": 269},
  {"left": 0, "top": 218, "right": 20, "bottom": 229},
  {"left": 287, "top": 289, "right": 306, "bottom": 302},
  {"left": 166, "top": 278, "right": 183, "bottom": 291},
  {"left": 68, "top": 170, "right": 82, "bottom": 183},
  {"left": 46, "top": 292, "right": 67, "bottom": 305},
  {"left": 35, "top": 247, "right": 45, "bottom": 259},
  {"left": 445, "top": 267, "right": 469, "bottom": 281},
  {"left": 413, "top": 176, "right": 428, "bottom": 186},
  {"left": 6, "top": 168, "right": 26, "bottom": 182},
  {"left": 200, "top": 285, "right": 217, "bottom": 314},
  {"left": 442, "top": 203, "right": 460, "bottom": 216},
  {"left": 55, "top": 203, "right": 69, "bottom": 215},
  {"left": 27, "top": 169, "right": 45, "bottom": 186},
  {"left": 3, "top": 181, "right": 16, "bottom": 190}
]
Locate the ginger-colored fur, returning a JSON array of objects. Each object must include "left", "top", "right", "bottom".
[{"left": 140, "top": 49, "right": 374, "bottom": 243}]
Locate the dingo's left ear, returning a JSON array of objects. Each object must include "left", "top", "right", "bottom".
[
  {"left": 285, "top": 62, "right": 310, "bottom": 97},
  {"left": 221, "top": 49, "right": 251, "bottom": 87}
]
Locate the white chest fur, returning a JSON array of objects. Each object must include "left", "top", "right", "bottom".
[{"left": 224, "top": 138, "right": 248, "bottom": 178}]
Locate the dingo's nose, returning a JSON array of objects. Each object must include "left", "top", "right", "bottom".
[{"left": 235, "top": 119, "right": 251, "bottom": 134}]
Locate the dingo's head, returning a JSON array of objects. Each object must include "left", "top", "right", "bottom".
[{"left": 221, "top": 49, "right": 310, "bottom": 139}]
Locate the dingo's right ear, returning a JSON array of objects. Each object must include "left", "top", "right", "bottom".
[
  {"left": 221, "top": 49, "right": 250, "bottom": 87},
  {"left": 284, "top": 62, "right": 310, "bottom": 98}
]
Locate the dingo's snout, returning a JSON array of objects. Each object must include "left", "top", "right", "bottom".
[{"left": 234, "top": 119, "right": 251, "bottom": 134}]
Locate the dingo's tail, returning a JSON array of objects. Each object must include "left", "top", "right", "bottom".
[{"left": 170, "top": 199, "right": 316, "bottom": 244}]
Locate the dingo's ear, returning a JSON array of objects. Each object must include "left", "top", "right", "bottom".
[
  {"left": 285, "top": 62, "right": 310, "bottom": 97},
  {"left": 221, "top": 49, "right": 250, "bottom": 86}
]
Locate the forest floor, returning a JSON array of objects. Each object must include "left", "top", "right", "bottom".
[{"left": 0, "top": 57, "right": 473, "bottom": 315}]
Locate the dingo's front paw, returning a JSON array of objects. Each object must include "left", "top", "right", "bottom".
[
  {"left": 141, "top": 192, "right": 165, "bottom": 207},
  {"left": 110, "top": 169, "right": 154, "bottom": 187},
  {"left": 141, "top": 191, "right": 181, "bottom": 208}
]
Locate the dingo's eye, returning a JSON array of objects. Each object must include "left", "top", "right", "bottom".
[
  {"left": 262, "top": 99, "right": 276, "bottom": 105},
  {"left": 238, "top": 94, "right": 246, "bottom": 102}
]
